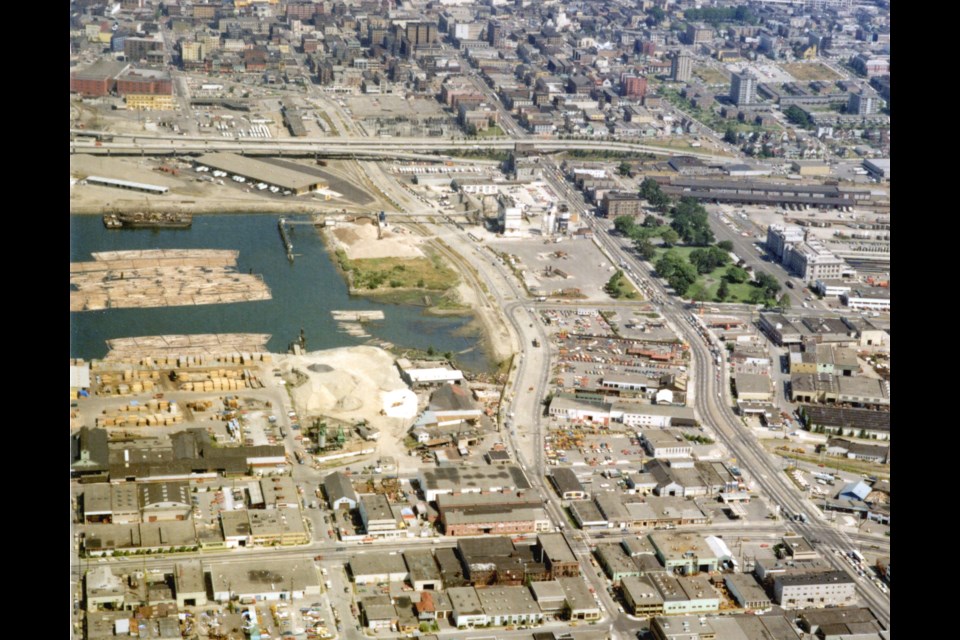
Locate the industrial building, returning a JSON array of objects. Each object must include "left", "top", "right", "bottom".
[
  {"left": 195, "top": 153, "right": 326, "bottom": 195},
  {"left": 661, "top": 177, "right": 872, "bottom": 208},
  {"left": 84, "top": 176, "right": 170, "bottom": 195},
  {"left": 350, "top": 554, "right": 409, "bottom": 585},
  {"left": 418, "top": 464, "right": 531, "bottom": 502},
  {"left": 536, "top": 533, "right": 581, "bottom": 579},
  {"left": 549, "top": 467, "right": 588, "bottom": 500},
  {"left": 774, "top": 571, "right": 857, "bottom": 609},
  {"left": 323, "top": 471, "right": 358, "bottom": 509},
  {"left": 208, "top": 559, "right": 322, "bottom": 602}
]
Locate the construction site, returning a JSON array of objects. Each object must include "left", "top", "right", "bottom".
[{"left": 70, "top": 249, "right": 272, "bottom": 311}]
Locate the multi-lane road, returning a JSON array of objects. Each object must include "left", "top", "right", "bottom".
[{"left": 70, "top": 128, "right": 737, "bottom": 164}]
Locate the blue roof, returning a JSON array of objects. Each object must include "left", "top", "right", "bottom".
[{"left": 839, "top": 480, "right": 871, "bottom": 501}]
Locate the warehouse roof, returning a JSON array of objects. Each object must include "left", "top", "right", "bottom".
[
  {"left": 613, "top": 402, "right": 696, "bottom": 421},
  {"left": 550, "top": 467, "right": 585, "bottom": 496},
  {"left": 649, "top": 532, "right": 716, "bottom": 563},
  {"left": 197, "top": 153, "right": 325, "bottom": 191},
  {"left": 174, "top": 560, "right": 206, "bottom": 596},
  {"left": 70, "top": 364, "right": 91, "bottom": 389},
  {"left": 621, "top": 575, "right": 664, "bottom": 607},
  {"left": 802, "top": 405, "right": 890, "bottom": 431},
  {"left": 350, "top": 553, "right": 408, "bottom": 578},
  {"left": 537, "top": 532, "right": 577, "bottom": 565},
  {"left": 447, "top": 586, "right": 483, "bottom": 615},
  {"left": 420, "top": 464, "right": 530, "bottom": 494},
  {"left": 403, "top": 549, "right": 441, "bottom": 582},
  {"left": 476, "top": 585, "right": 541, "bottom": 616},
  {"left": 324, "top": 471, "right": 359, "bottom": 505},
  {"left": 735, "top": 372, "right": 772, "bottom": 395},
  {"left": 570, "top": 500, "right": 607, "bottom": 526},
  {"left": 72, "top": 59, "right": 129, "bottom": 80},
  {"left": 776, "top": 571, "right": 854, "bottom": 587},
  {"left": 86, "top": 176, "right": 169, "bottom": 194},
  {"left": 559, "top": 577, "right": 600, "bottom": 612},
  {"left": 209, "top": 559, "right": 321, "bottom": 596}
]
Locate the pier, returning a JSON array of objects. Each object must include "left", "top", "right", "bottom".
[{"left": 278, "top": 218, "right": 294, "bottom": 261}]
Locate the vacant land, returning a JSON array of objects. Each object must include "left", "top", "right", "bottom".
[
  {"left": 692, "top": 66, "right": 730, "bottom": 85},
  {"left": 782, "top": 62, "right": 841, "bottom": 82},
  {"left": 338, "top": 251, "right": 459, "bottom": 293}
]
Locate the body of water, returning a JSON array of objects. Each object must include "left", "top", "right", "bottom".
[{"left": 70, "top": 214, "right": 492, "bottom": 372}]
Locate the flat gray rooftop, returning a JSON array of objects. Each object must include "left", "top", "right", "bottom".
[{"left": 197, "top": 153, "right": 326, "bottom": 191}]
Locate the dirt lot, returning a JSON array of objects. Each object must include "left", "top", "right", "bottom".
[
  {"left": 329, "top": 220, "right": 425, "bottom": 260},
  {"left": 781, "top": 62, "right": 841, "bottom": 82}
]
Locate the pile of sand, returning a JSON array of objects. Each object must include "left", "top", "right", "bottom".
[
  {"left": 330, "top": 221, "right": 425, "bottom": 260},
  {"left": 280, "top": 346, "right": 418, "bottom": 428}
]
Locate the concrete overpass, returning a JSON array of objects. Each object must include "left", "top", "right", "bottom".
[{"left": 69, "top": 130, "right": 737, "bottom": 164}]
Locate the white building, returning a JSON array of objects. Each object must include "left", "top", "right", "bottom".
[
  {"left": 774, "top": 571, "right": 856, "bottom": 609},
  {"left": 498, "top": 195, "right": 522, "bottom": 237},
  {"left": 611, "top": 402, "right": 696, "bottom": 428},
  {"left": 840, "top": 289, "right": 890, "bottom": 312},
  {"left": 548, "top": 394, "right": 612, "bottom": 423},
  {"left": 448, "top": 587, "right": 488, "bottom": 627}
]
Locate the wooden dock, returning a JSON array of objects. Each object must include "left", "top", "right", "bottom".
[{"left": 330, "top": 310, "right": 385, "bottom": 322}]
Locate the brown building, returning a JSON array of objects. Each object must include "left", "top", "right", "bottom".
[
  {"left": 602, "top": 191, "right": 645, "bottom": 217},
  {"left": 535, "top": 533, "right": 581, "bottom": 579},
  {"left": 70, "top": 60, "right": 129, "bottom": 96},
  {"left": 443, "top": 509, "right": 543, "bottom": 537},
  {"left": 621, "top": 74, "right": 648, "bottom": 98},
  {"left": 286, "top": 2, "right": 318, "bottom": 21},
  {"left": 116, "top": 68, "right": 173, "bottom": 96},
  {"left": 124, "top": 36, "right": 164, "bottom": 62}
]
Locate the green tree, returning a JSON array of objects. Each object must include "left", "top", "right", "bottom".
[
  {"left": 716, "top": 279, "right": 730, "bottom": 301},
  {"left": 634, "top": 238, "right": 657, "bottom": 261},
  {"left": 754, "top": 272, "right": 782, "bottom": 298},
  {"left": 617, "top": 161, "right": 632, "bottom": 177},
  {"left": 689, "top": 284, "right": 709, "bottom": 305},
  {"left": 748, "top": 287, "right": 766, "bottom": 304},
  {"left": 777, "top": 293, "right": 792, "bottom": 309},
  {"left": 656, "top": 251, "right": 698, "bottom": 296},
  {"left": 723, "top": 127, "right": 738, "bottom": 144},
  {"left": 717, "top": 240, "right": 734, "bottom": 251},
  {"left": 605, "top": 270, "right": 625, "bottom": 298},
  {"left": 613, "top": 215, "right": 637, "bottom": 236},
  {"left": 785, "top": 105, "right": 812, "bottom": 128},
  {"left": 660, "top": 228, "right": 680, "bottom": 247},
  {"left": 639, "top": 177, "right": 661, "bottom": 200},
  {"left": 725, "top": 265, "right": 749, "bottom": 283},
  {"left": 642, "top": 214, "right": 661, "bottom": 228},
  {"left": 646, "top": 6, "right": 666, "bottom": 25},
  {"left": 689, "top": 246, "right": 731, "bottom": 274}
]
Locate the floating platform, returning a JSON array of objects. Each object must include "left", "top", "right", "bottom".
[
  {"left": 103, "top": 212, "right": 192, "bottom": 229},
  {"left": 70, "top": 249, "right": 271, "bottom": 312},
  {"left": 105, "top": 333, "right": 272, "bottom": 359},
  {"left": 330, "top": 310, "right": 385, "bottom": 322}
]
